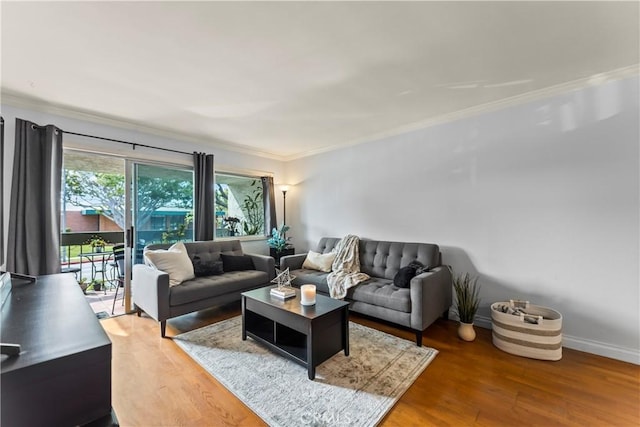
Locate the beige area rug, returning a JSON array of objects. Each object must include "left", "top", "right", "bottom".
[{"left": 174, "top": 316, "right": 437, "bottom": 427}]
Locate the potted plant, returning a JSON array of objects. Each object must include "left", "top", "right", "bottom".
[
  {"left": 453, "top": 272, "right": 481, "bottom": 341},
  {"left": 78, "top": 277, "right": 89, "bottom": 294},
  {"left": 89, "top": 235, "right": 107, "bottom": 252},
  {"left": 241, "top": 179, "right": 264, "bottom": 236},
  {"left": 267, "top": 224, "right": 294, "bottom": 264},
  {"left": 91, "top": 279, "right": 104, "bottom": 292}
]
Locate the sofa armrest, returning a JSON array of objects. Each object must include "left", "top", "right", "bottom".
[
  {"left": 409, "top": 265, "right": 453, "bottom": 331},
  {"left": 280, "top": 253, "right": 307, "bottom": 271},
  {"left": 246, "top": 253, "right": 276, "bottom": 281},
  {"left": 132, "top": 264, "right": 171, "bottom": 323}
]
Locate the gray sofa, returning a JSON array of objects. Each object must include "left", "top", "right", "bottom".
[
  {"left": 133, "top": 240, "right": 275, "bottom": 337},
  {"left": 280, "top": 237, "right": 452, "bottom": 346}
]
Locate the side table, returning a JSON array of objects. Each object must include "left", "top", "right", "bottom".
[{"left": 271, "top": 247, "right": 295, "bottom": 269}]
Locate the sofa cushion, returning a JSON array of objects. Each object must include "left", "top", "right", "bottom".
[
  {"left": 347, "top": 278, "right": 411, "bottom": 313},
  {"left": 191, "top": 255, "right": 224, "bottom": 277},
  {"left": 302, "top": 250, "right": 336, "bottom": 272},
  {"left": 289, "top": 269, "right": 330, "bottom": 294},
  {"left": 359, "top": 240, "right": 440, "bottom": 280},
  {"left": 144, "top": 242, "right": 195, "bottom": 286},
  {"left": 291, "top": 270, "right": 411, "bottom": 313},
  {"left": 349, "top": 301, "right": 411, "bottom": 328},
  {"left": 184, "top": 239, "right": 244, "bottom": 260},
  {"left": 169, "top": 270, "right": 268, "bottom": 306},
  {"left": 314, "top": 237, "right": 341, "bottom": 254},
  {"left": 221, "top": 254, "right": 255, "bottom": 272}
]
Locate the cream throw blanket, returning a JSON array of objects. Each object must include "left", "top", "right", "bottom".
[{"left": 327, "top": 235, "right": 370, "bottom": 299}]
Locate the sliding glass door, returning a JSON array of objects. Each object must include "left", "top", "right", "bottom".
[
  {"left": 61, "top": 151, "right": 126, "bottom": 314},
  {"left": 117, "top": 161, "right": 195, "bottom": 313},
  {"left": 62, "top": 151, "right": 194, "bottom": 315},
  {"left": 130, "top": 162, "right": 194, "bottom": 262}
]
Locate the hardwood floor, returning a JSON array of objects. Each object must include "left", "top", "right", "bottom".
[{"left": 101, "top": 303, "right": 640, "bottom": 426}]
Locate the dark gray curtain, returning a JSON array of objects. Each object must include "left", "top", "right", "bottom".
[
  {"left": 7, "top": 119, "right": 63, "bottom": 275},
  {"left": 262, "top": 176, "right": 277, "bottom": 235},
  {"left": 193, "top": 152, "right": 215, "bottom": 241},
  {"left": 1, "top": 117, "right": 4, "bottom": 266}
]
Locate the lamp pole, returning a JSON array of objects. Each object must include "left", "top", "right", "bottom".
[{"left": 282, "top": 189, "right": 287, "bottom": 238}]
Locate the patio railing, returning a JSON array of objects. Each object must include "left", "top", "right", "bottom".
[{"left": 60, "top": 232, "right": 125, "bottom": 284}]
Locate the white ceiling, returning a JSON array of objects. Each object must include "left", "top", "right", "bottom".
[{"left": 2, "top": 1, "right": 638, "bottom": 159}]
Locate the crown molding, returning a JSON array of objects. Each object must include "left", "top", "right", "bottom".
[
  {"left": 285, "top": 64, "right": 640, "bottom": 161},
  {"left": 0, "top": 92, "right": 284, "bottom": 161}
]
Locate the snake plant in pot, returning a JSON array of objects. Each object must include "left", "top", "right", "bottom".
[{"left": 453, "top": 272, "right": 481, "bottom": 342}]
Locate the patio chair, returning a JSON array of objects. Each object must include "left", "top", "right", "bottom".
[
  {"left": 61, "top": 265, "right": 81, "bottom": 279},
  {"left": 111, "top": 244, "right": 126, "bottom": 315},
  {"left": 61, "top": 245, "right": 81, "bottom": 279}
]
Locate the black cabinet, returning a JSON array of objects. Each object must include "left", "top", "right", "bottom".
[
  {"left": 270, "top": 247, "right": 295, "bottom": 268},
  {"left": 1, "top": 274, "right": 114, "bottom": 426}
]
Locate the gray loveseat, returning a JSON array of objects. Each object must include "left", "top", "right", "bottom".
[
  {"left": 133, "top": 240, "right": 275, "bottom": 337},
  {"left": 280, "top": 237, "right": 452, "bottom": 346}
]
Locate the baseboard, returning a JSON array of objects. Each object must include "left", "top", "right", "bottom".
[
  {"left": 561, "top": 336, "right": 640, "bottom": 365},
  {"left": 465, "top": 314, "right": 640, "bottom": 365},
  {"left": 474, "top": 314, "right": 492, "bottom": 330}
]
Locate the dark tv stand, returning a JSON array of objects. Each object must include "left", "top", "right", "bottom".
[{"left": 1, "top": 273, "right": 115, "bottom": 426}]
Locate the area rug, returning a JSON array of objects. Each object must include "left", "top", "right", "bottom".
[{"left": 174, "top": 316, "right": 437, "bottom": 427}]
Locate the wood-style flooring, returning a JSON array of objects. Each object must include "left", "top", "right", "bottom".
[{"left": 101, "top": 303, "right": 640, "bottom": 426}]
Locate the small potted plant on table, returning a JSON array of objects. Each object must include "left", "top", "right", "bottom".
[{"left": 89, "top": 235, "right": 107, "bottom": 253}]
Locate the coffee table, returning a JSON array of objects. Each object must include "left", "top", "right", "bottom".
[{"left": 241, "top": 286, "right": 349, "bottom": 380}]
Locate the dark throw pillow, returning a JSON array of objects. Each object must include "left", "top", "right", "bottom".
[
  {"left": 191, "top": 255, "right": 224, "bottom": 277},
  {"left": 394, "top": 265, "right": 419, "bottom": 288},
  {"left": 221, "top": 254, "right": 255, "bottom": 272},
  {"left": 407, "top": 260, "right": 428, "bottom": 275}
]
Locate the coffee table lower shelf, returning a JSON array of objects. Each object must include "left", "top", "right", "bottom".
[{"left": 244, "top": 311, "right": 309, "bottom": 364}]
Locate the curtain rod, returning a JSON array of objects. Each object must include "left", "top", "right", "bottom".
[{"left": 62, "top": 130, "right": 194, "bottom": 156}]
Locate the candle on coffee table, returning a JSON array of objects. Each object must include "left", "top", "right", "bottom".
[{"left": 300, "top": 284, "right": 316, "bottom": 306}]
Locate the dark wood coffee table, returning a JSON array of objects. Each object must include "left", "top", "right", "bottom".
[{"left": 241, "top": 286, "right": 349, "bottom": 380}]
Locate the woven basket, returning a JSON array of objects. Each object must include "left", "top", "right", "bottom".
[{"left": 491, "top": 300, "right": 563, "bottom": 361}]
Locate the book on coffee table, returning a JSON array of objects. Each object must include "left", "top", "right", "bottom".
[{"left": 270, "top": 287, "right": 296, "bottom": 299}]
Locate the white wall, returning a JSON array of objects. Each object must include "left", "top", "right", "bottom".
[
  {"left": 1, "top": 104, "right": 286, "bottom": 261},
  {"left": 285, "top": 76, "right": 640, "bottom": 363}
]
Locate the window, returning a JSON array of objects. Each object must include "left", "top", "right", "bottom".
[
  {"left": 134, "top": 164, "right": 194, "bottom": 245},
  {"left": 62, "top": 151, "right": 125, "bottom": 235},
  {"left": 215, "top": 173, "right": 265, "bottom": 238}
]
